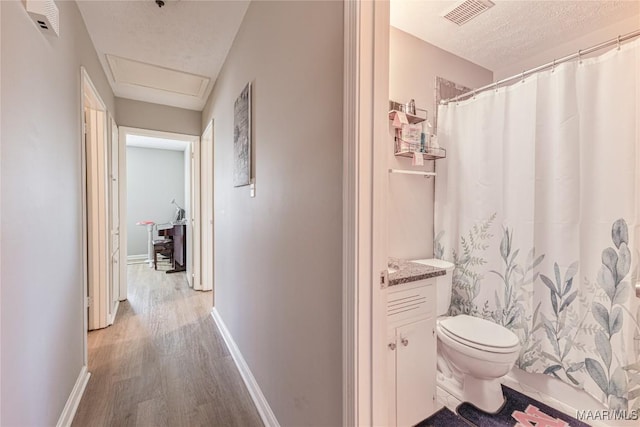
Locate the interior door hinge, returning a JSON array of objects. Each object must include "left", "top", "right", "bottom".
[
  {"left": 86, "top": 296, "right": 92, "bottom": 308},
  {"left": 380, "top": 269, "right": 388, "bottom": 289}
]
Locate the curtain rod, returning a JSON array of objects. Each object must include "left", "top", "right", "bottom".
[{"left": 441, "top": 29, "right": 640, "bottom": 104}]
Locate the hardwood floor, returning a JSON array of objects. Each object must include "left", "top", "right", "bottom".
[{"left": 72, "top": 264, "right": 263, "bottom": 427}]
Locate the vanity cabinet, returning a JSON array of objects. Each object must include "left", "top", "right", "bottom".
[{"left": 387, "top": 279, "right": 437, "bottom": 427}]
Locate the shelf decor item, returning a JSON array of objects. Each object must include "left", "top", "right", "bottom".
[{"left": 233, "top": 82, "right": 252, "bottom": 187}]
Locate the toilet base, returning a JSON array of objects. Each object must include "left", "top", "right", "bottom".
[{"left": 462, "top": 377, "right": 505, "bottom": 413}]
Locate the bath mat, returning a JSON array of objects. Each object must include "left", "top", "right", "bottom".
[
  {"left": 456, "top": 385, "right": 590, "bottom": 427},
  {"left": 415, "top": 406, "right": 471, "bottom": 427}
]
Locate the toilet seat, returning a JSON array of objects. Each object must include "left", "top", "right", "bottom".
[{"left": 438, "top": 315, "right": 520, "bottom": 354}]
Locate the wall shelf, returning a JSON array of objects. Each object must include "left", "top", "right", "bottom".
[
  {"left": 389, "top": 169, "right": 436, "bottom": 177},
  {"left": 388, "top": 109, "right": 426, "bottom": 125},
  {"left": 389, "top": 100, "right": 445, "bottom": 161},
  {"left": 394, "top": 139, "right": 446, "bottom": 160}
]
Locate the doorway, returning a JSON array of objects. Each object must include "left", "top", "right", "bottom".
[
  {"left": 118, "top": 127, "right": 205, "bottom": 297},
  {"left": 81, "top": 68, "right": 120, "bottom": 336}
]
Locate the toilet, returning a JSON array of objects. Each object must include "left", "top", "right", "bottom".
[{"left": 412, "top": 259, "right": 521, "bottom": 413}]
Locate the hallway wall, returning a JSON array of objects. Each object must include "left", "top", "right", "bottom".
[
  {"left": 115, "top": 97, "right": 201, "bottom": 136},
  {"left": 0, "top": 1, "right": 114, "bottom": 425},
  {"left": 201, "top": 1, "right": 344, "bottom": 425}
]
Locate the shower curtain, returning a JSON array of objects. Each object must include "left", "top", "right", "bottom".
[{"left": 434, "top": 39, "right": 640, "bottom": 410}]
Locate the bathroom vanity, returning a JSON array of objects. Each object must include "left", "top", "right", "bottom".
[{"left": 386, "top": 259, "right": 445, "bottom": 426}]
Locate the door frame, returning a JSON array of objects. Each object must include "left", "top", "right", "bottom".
[
  {"left": 343, "top": 1, "right": 389, "bottom": 426},
  {"left": 108, "top": 115, "right": 120, "bottom": 324},
  {"left": 117, "top": 127, "right": 200, "bottom": 298},
  {"left": 200, "top": 120, "right": 214, "bottom": 293}
]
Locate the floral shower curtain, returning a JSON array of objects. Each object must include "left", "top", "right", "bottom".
[{"left": 434, "top": 39, "right": 640, "bottom": 410}]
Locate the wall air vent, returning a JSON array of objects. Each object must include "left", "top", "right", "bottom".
[
  {"left": 25, "top": 0, "right": 59, "bottom": 37},
  {"left": 443, "top": 0, "right": 495, "bottom": 26}
]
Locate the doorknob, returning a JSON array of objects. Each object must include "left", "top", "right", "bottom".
[
  {"left": 401, "top": 337, "right": 409, "bottom": 346},
  {"left": 388, "top": 342, "right": 396, "bottom": 351}
]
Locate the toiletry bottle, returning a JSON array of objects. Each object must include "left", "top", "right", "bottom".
[
  {"left": 420, "top": 121, "right": 427, "bottom": 153},
  {"left": 406, "top": 99, "right": 416, "bottom": 115},
  {"left": 423, "top": 121, "right": 433, "bottom": 152}
]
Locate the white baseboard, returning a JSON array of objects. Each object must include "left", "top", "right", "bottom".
[
  {"left": 107, "top": 300, "right": 120, "bottom": 325},
  {"left": 127, "top": 254, "right": 148, "bottom": 265},
  {"left": 56, "top": 365, "right": 90, "bottom": 427},
  {"left": 211, "top": 308, "right": 280, "bottom": 427}
]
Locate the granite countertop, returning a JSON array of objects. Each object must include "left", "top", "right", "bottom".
[{"left": 388, "top": 257, "right": 446, "bottom": 287}]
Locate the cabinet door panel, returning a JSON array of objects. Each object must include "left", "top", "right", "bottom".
[{"left": 396, "top": 318, "right": 436, "bottom": 427}]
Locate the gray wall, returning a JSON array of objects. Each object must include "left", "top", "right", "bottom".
[
  {"left": 388, "top": 27, "right": 493, "bottom": 259},
  {"left": 0, "top": 1, "right": 115, "bottom": 425},
  {"left": 201, "top": 1, "right": 343, "bottom": 425},
  {"left": 116, "top": 97, "right": 201, "bottom": 136},
  {"left": 126, "top": 147, "right": 185, "bottom": 256}
]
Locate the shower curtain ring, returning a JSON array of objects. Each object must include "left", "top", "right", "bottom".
[
  {"left": 494, "top": 82, "right": 498, "bottom": 92},
  {"left": 617, "top": 35, "right": 621, "bottom": 50},
  {"left": 472, "top": 90, "right": 476, "bottom": 99},
  {"left": 521, "top": 71, "right": 525, "bottom": 82},
  {"left": 551, "top": 59, "right": 556, "bottom": 73},
  {"left": 578, "top": 49, "right": 583, "bottom": 64}
]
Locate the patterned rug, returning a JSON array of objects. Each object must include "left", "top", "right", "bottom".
[{"left": 416, "top": 385, "right": 590, "bottom": 427}]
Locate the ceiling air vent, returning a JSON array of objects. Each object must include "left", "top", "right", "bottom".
[
  {"left": 25, "top": 0, "right": 59, "bottom": 37},
  {"left": 443, "top": 0, "right": 495, "bottom": 26}
]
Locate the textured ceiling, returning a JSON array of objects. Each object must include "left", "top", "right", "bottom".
[
  {"left": 77, "top": 0, "right": 250, "bottom": 111},
  {"left": 390, "top": 0, "right": 640, "bottom": 72}
]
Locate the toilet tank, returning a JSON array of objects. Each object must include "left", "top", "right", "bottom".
[{"left": 411, "top": 258, "right": 455, "bottom": 316}]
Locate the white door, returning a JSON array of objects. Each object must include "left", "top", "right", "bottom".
[
  {"left": 85, "top": 107, "right": 109, "bottom": 330},
  {"left": 395, "top": 318, "right": 436, "bottom": 426},
  {"left": 108, "top": 117, "right": 120, "bottom": 323},
  {"left": 200, "top": 121, "right": 213, "bottom": 292},
  {"left": 190, "top": 140, "right": 202, "bottom": 290}
]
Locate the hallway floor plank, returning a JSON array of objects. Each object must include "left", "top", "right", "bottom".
[{"left": 72, "top": 264, "right": 263, "bottom": 427}]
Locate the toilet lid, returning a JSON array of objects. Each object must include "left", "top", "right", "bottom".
[{"left": 439, "top": 315, "right": 520, "bottom": 350}]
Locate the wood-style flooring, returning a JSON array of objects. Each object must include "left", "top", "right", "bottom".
[{"left": 72, "top": 263, "right": 263, "bottom": 427}]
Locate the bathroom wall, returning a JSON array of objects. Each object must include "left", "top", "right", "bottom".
[
  {"left": 1, "top": 1, "right": 114, "bottom": 425},
  {"left": 201, "top": 1, "right": 343, "bottom": 425},
  {"left": 388, "top": 27, "right": 493, "bottom": 260},
  {"left": 126, "top": 146, "right": 185, "bottom": 257}
]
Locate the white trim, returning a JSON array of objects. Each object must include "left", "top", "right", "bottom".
[
  {"left": 127, "top": 254, "right": 148, "bottom": 261},
  {"left": 211, "top": 308, "right": 279, "bottom": 427},
  {"left": 191, "top": 134, "right": 202, "bottom": 290},
  {"left": 118, "top": 124, "right": 128, "bottom": 300},
  {"left": 342, "top": 1, "right": 390, "bottom": 426},
  {"left": 56, "top": 366, "right": 91, "bottom": 427},
  {"left": 370, "top": 3, "right": 391, "bottom": 425},
  {"left": 107, "top": 300, "right": 120, "bottom": 325},
  {"left": 118, "top": 126, "right": 200, "bottom": 297},
  {"left": 200, "top": 120, "right": 214, "bottom": 292}
]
